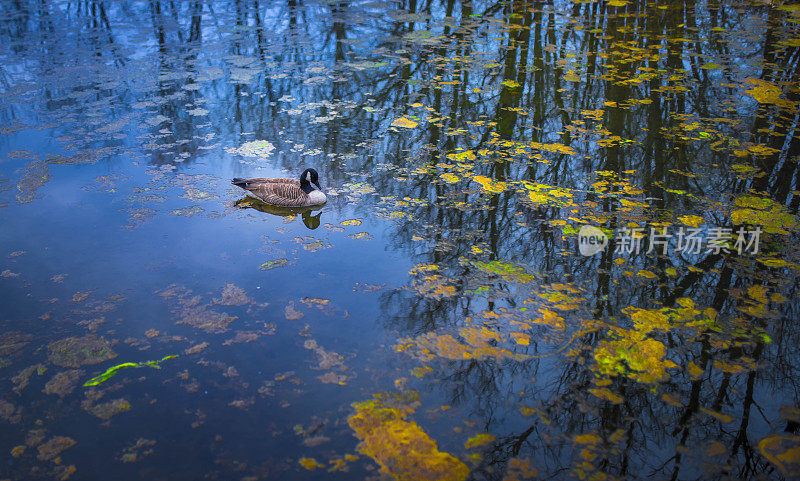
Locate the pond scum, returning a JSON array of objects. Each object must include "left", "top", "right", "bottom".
[{"left": 1, "top": 0, "right": 800, "bottom": 480}]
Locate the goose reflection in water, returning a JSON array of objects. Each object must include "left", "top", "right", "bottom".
[{"left": 234, "top": 197, "right": 323, "bottom": 230}]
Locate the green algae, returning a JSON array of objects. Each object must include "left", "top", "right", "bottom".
[{"left": 83, "top": 355, "right": 178, "bottom": 387}]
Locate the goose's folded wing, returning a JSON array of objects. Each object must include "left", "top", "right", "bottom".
[
  {"left": 241, "top": 178, "right": 299, "bottom": 185},
  {"left": 253, "top": 183, "right": 310, "bottom": 207}
]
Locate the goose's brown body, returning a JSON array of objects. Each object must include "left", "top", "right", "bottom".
[{"left": 232, "top": 169, "right": 326, "bottom": 207}]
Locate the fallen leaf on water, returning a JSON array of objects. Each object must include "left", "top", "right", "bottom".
[{"left": 391, "top": 117, "right": 418, "bottom": 128}]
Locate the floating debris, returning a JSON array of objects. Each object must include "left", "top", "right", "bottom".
[
  {"left": 185, "top": 342, "right": 209, "bottom": 355},
  {"left": 171, "top": 205, "right": 204, "bottom": 217},
  {"left": 43, "top": 370, "right": 84, "bottom": 397},
  {"left": 259, "top": 258, "right": 288, "bottom": 270},
  {"left": 348, "top": 232, "right": 373, "bottom": 240},
  {"left": 0, "top": 399, "right": 21, "bottom": 423},
  {"left": 51, "top": 273, "right": 67, "bottom": 283},
  {"left": 0, "top": 269, "right": 20, "bottom": 278},
  {"left": 317, "top": 372, "right": 347, "bottom": 385},
  {"left": 284, "top": 302, "right": 304, "bottom": 320},
  {"left": 119, "top": 438, "right": 156, "bottom": 463},
  {"left": 222, "top": 328, "right": 274, "bottom": 345},
  {"left": 213, "top": 283, "right": 252, "bottom": 306},
  {"left": 82, "top": 398, "right": 131, "bottom": 420},
  {"left": 48, "top": 335, "right": 117, "bottom": 368},
  {"left": 228, "top": 398, "right": 255, "bottom": 409},
  {"left": 323, "top": 223, "right": 344, "bottom": 232},
  {"left": 0, "top": 331, "right": 32, "bottom": 356},
  {"left": 72, "top": 291, "right": 91, "bottom": 302},
  {"left": 158, "top": 284, "right": 237, "bottom": 334},
  {"left": 227, "top": 140, "right": 275, "bottom": 158},
  {"left": 37, "top": 436, "right": 76, "bottom": 461},
  {"left": 16, "top": 159, "right": 50, "bottom": 204},
  {"left": 181, "top": 188, "right": 217, "bottom": 202},
  {"left": 11, "top": 364, "right": 46, "bottom": 394},
  {"left": 395, "top": 327, "right": 530, "bottom": 362}
]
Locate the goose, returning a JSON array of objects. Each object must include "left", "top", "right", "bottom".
[{"left": 231, "top": 168, "right": 327, "bottom": 207}]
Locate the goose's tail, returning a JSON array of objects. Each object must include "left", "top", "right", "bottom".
[{"left": 231, "top": 178, "right": 249, "bottom": 188}]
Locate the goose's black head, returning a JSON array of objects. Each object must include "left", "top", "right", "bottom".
[{"left": 299, "top": 168, "right": 322, "bottom": 194}]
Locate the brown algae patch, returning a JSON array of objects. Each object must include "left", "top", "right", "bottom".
[
  {"left": 11, "top": 364, "right": 46, "bottom": 394},
  {"left": 82, "top": 398, "right": 131, "bottom": 420},
  {"left": 36, "top": 436, "right": 76, "bottom": 461},
  {"left": 213, "top": 283, "right": 252, "bottom": 306},
  {"left": 158, "top": 284, "right": 237, "bottom": 334},
  {"left": 0, "top": 331, "right": 33, "bottom": 356},
  {"left": 119, "top": 438, "right": 156, "bottom": 463},
  {"left": 0, "top": 399, "right": 22, "bottom": 423},
  {"left": 48, "top": 335, "right": 117, "bottom": 368},
  {"left": 43, "top": 370, "right": 84, "bottom": 397}
]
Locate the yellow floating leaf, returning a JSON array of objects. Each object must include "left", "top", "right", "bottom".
[
  {"left": 533, "top": 308, "right": 565, "bottom": 330},
  {"left": 448, "top": 150, "right": 476, "bottom": 162},
  {"left": 699, "top": 406, "right": 733, "bottom": 423},
  {"left": 758, "top": 258, "right": 790, "bottom": 268},
  {"left": 511, "top": 332, "right": 530, "bottom": 346},
  {"left": 299, "top": 457, "right": 325, "bottom": 470},
  {"left": 348, "top": 395, "right": 470, "bottom": 481},
  {"left": 574, "top": 434, "right": 602, "bottom": 444},
  {"left": 743, "top": 78, "right": 784, "bottom": 105},
  {"left": 395, "top": 326, "right": 529, "bottom": 362},
  {"left": 678, "top": 215, "right": 703, "bottom": 227},
  {"left": 506, "top": 458, "right": 538, "bottom": 479},
  {"left": 748, "top": 285, "right": 768, "bottom": 304},
  {"left": 706, "top": 441, "right": 727, "bottom": 456},
  {"left": 472, "top": 175, "right": 507, "bottom": 194},
  {"left": 411, "top": 366, "right": 433, "bottom": 378},
  {"left": 341, "top": 219, "right": 362, "bottom": 226},
  {"left": 595, "top": 337, "right": 672, "bottom": 383},
  {"left": 688, "top": 362, "right": 704, "bottom": 380},
  {"left": 588, "top": 388, "right": 623, "bottom": 404},
  {"left": 440, "top": 173, "right": 460, "bottom": 183},
  {"left": 391, "top": 117, "right": 419, "bottom": 128},
  {"left": 465, "top": 433, "right": 495, "bottom": 449},
  {"left": 732, "top": 195, "right": 798, "bottom": 234}
]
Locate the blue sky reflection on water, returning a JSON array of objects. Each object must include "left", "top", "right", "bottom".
[{"left": 2, "top": 0, "right": 800, "bottom": 480}]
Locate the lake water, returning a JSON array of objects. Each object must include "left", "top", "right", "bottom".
[{"left": 1, "top": 1, "right": 799, "bottom": 480}]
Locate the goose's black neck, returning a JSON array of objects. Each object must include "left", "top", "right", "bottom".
[{"left": 299, "top": 177, "right": 314, "bottom": 194}]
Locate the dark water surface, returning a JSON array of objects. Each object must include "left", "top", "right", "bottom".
[{"left": 1, "top": 1, "right": 799, "bottom": 480}]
